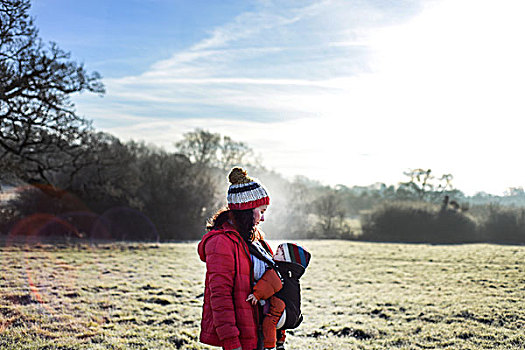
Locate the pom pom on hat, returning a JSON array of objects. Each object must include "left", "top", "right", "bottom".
[
  {"left": 227, "top": 167, "right": 270, "bottom": 210},
  {"left": 229, "top": 167, "right": 252, "bottom": 185}
]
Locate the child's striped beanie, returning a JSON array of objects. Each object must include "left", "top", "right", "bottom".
[
  {"left": 278, "top": 243, "right": 311, "bottom": 269},
  {"left": 227, "top": 167, "right": 270, "bottom": 210}
]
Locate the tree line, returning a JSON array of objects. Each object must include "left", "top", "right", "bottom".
[{"left": 1, "top": 0, "right": 524, "bottom": 244}]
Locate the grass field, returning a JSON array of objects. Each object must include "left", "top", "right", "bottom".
[{"left": 1, "top": 240, "right": 524, "bottom": 349}]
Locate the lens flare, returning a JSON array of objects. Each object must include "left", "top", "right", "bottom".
[{"left": 5, "top": 213, "right": 79, "bottom": 317}]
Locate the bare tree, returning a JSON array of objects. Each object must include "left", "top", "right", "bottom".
[
  {"left": 313, "top": 190, "right": 347, "bottom": 237},
  {"left": 175, "top": 129, "right": 221, "bottom": 166},
  {"left": 0, "top": 0, "right": 104, "bottom": 185},
  {"left": 398, "top": 168, "right": 455, "bottom": 202},
  {"left": 399, "top": 168, "right": 434, "bottom": 199},
  {"left": 437, "top": 173, "right": 453, "bottom": 192},
  {"left": 175, "top": 129, "right": 254, "bottom": 170},
  {"left": 219, "top": 136, "right": 252, "bottom": 170}
]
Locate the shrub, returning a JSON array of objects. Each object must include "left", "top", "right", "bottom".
[
  {"left": 3, "top": 185, "right": 91, "bottom": 239},
  {"left": 480, "top": 205, "right": 525, "bottom": 244},
  {"left": 0, "top": 203, "right": 17, "bottom": 235},
  {"left": 360, "top": 201, "right": 479, "bottom": 243},
  {"left": 433, "top": 208, "right": 480, "bottom": 243}
]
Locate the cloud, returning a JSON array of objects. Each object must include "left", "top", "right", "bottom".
[
  {"left": 75, "top": 0, "right": 432, "bottom": 181},
  {"left": 75, "top": 0, "right": 525, "bottom": 195},
  {"left": 91, "top": 1, "right": 417, "bottom": 118}
]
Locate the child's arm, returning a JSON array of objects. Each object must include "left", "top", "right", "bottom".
[{"left": 252, "top": 269, "right": 282, "bottom": 301}]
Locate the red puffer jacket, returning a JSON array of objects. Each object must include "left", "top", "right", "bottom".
[{"left": 198, "top": 222, "right": 259, "bottom": 350}]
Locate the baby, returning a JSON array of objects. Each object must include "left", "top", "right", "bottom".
[{"left": 247, "top": 243, "right": 311, "bottom": 350}]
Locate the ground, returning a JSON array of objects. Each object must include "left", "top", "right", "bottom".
[{"left": 1, "top": 239, "right": 524, "bottom": 349}]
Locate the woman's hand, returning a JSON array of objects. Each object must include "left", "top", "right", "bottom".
[{"left": 245, "top": 294, "right": 259, "bottom": 305}]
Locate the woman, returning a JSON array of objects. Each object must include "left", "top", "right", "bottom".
[{"left": 198, "top": 167, "right": 283, "bottom": 350}]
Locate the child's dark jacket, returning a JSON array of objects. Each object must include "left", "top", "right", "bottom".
[
  {"left": 274, "top": 261, "right": 305, "bottom": 329},
  {"left": 248, "top": 244, "right": 308, "bottom": 330}
]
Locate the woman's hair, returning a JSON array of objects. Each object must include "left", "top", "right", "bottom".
[{"left": 207, "top": 207, "right": 257, "bottom": 243}]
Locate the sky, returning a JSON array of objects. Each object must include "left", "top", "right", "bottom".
[{"left": 30, "top": 0, "right": 525, "bottom": 195}]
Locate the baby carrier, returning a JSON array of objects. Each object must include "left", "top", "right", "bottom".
[{"left": 249, "top": 242, "right": 311, "bottom": 330}]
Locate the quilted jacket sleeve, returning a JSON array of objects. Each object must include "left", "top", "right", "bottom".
[
  {"left": 253, "top": 268, "right": 283, "bottom": 301},
  {"left": 205, "top": 234, "right": 241, "bottom": 350}
]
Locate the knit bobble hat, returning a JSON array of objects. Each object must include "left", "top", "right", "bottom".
[
  {"left": 277, "top": 243, "right": 311, "bottom": 269},
  {"left": 227, "top": 167, "right": 270, "bottom": 210}
]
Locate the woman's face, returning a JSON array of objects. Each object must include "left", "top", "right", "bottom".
[{"left": 253, "top": 205, "right": 268, "bottom": 226}]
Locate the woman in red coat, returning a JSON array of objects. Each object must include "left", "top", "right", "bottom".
[{"left": 198, "top": 167, "right": 279, "bottom": 350}]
